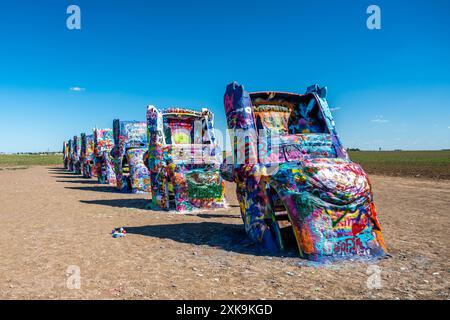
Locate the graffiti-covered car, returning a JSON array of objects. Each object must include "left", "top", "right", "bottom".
[
  {"left": 72, "top": 136, "right": 82, "bottom": 175},
  {"left": 63, "top": 141, "right": 69, "bottom": 169},
  {"left": 94, "top": 128, "right": 117, "bottom": 185},
  {"left": 67, "top": 139, "right": 74, "bottom": 172},
  {"left": 80, "top": 133, "right": 96, "bottom": 178},
  {"left": 146, "top": 106, "right": 225, "bottom": 212},
  {"left": 112, "top": 120, "right": 151, "bottom": 193},
  {"left": 222, "top": 82, "right": 387, "bottom": 261}
]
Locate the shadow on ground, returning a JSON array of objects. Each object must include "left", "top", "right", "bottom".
[
  {"left": 48, "top": 169, "right": 71, "bottom": 173},
  {"left": 80, "top": 200, "right": 241, "bottom": 217},
  {"left": 65, "top": 186, "right": 120, "bottom": 193},
  {"left": 56, "top": 179, "right": 98, "bottom": 184},
  {"left": 187, "top": 213, "right": 241, "bottom": 219},
  {"left": 51, "top": 173, "right": 81, "bottom": 178},
  {"left": 47, "top": 167, "right": 66, "bottom": 171},
  {"left": 80, "top": 198, "right": 148, "bottom": 209},
  {"left": 126, "top": 222, "right": 298, "bottom": 257}
]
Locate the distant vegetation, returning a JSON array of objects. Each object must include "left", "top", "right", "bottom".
[
  {"left": 223, "top": 150, "right": 449, "bottom": 180},
  {"left": 0, "top": 154, "right": 62, "bottom": 168},
  {"left": 349, "top": 150, "right": 450, "bottom": 180},
  {"left": 1, "top": 150, "right": 449, "bottom": 180}
]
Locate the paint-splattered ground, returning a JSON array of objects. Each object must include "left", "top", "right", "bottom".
[{"left": 0, "top": 166, "right": 448, "bottom": 299}]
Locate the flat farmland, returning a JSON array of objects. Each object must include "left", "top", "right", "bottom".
[
  {"left": 0, "top": 154, "right": 62, "bottom": 169},
  {"left": 2, "top": 151, "right": 449, "bottom": 180},
  {"left": 349, "top": 150, "right": 450, "bottom": 180}
]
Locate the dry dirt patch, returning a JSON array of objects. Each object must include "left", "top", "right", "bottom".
[{"left": 0, "top": 166, "right": 448, "bottom": 299}]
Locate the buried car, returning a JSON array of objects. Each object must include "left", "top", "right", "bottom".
[
  {"left": 94, "top": 128, "right": 117, "bottom": 185},
  {"left": 146, "top": 106, "right": 225, "bottom": 212},
  {"left": 63, "top": 141, "right": 69, "bottom": 169},
  {"left": 67, "top": 139, "right": 74, "bottom": 172},
  {"left": 112, "top": 119, "right": 151, "bottom": 194},
  {"left": 71, "top": 135, "right": 82, "bottom": 175},
  {"left": 222, "top": 82, "right": 387, "bottom": 261},
  {"left": 80, "top": 133, "right": 96, "bottom": 178}
]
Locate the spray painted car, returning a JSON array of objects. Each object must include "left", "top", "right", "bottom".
[
  {"left": 146, "top": 106, "right": 225, "bottom": 212},
  {"left": 72, "top": 136, "right": 82, "bottom": 174},
  {"left": 222, "top": 82, "right": 387, "bottom": 261},
  {"left": 63, "top": 141, "right": 69, "bottom": 169},
  {"left": 67, "top": 139, "right": 74, "bottom": 172},
  {"left": 112, "top": 120, "right": 151, "bottom": 194},
  {"left": 80, "top": 133, "right": 96, "bottom": 178},
  {"left": 94, "top": 128, "right": 117, "bottom": 185}
]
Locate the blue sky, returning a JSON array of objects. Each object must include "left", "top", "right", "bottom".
[{"left": 0, "top": 0, "right": 449, "bottom": 152}]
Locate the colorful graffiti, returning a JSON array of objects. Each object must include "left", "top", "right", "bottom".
[
  {"left": 222, "top": 82, "right": 387, "bottom": 261},
  {"left": 112, "top": 120, "right": 151, "bottom": 194},
  {"left": 146, "top": 106, "right": 225, "bottom": 212},
  {"left": 72, "top": 135, "right": 82, "bottom": 175},
  {"left": 63, "top": 141, "right": 69, "bottom": 169},
  {"left": 94, "top": 128, "right": 117, "bottom": 185},
  {"left": 80, "top": 133, "right": 97, "bottom": 178},
  {"left": 67, "top": 139, "right": 74, "bottom": 172}
]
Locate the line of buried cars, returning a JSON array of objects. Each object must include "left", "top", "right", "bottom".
[{"left": 63, "top": 82, "right": 387, "bottom": 261}]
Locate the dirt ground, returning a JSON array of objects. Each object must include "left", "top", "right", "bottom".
[{"left": 0, "top": 166, "right": 449, "bottom": 300}]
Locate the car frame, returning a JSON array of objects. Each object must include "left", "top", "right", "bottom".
[
  {"left": 67, "top": 139, "right": 74, "bottom": 172},
  {"left": 63, "top": 141, "right": 69, "bottom": 169},
  {"left": 80, "top": 133, "right": 96, "bottom": 178},
  {"left": 222, "top": 81, "right": 387, "bottom": 261},
  {"left": 72, "top": 135, "right": 82, "bottom": 175},
  {"left": 112, "top": 119, "right": 151, "bottom": 193},
  {"left": 146, "top": 106, "right": 225, "bottom": 212},
  {"left": 94, "top": 128, "right": 117, "bottom": 185}
]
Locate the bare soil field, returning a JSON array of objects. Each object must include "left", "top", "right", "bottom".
[{"left": 0, "top": 166, "right": 449, "bottom": 299}]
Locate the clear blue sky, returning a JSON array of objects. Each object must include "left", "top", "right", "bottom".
[{"left": 0, "top": 0, "right": 449, "bottom": 152}]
